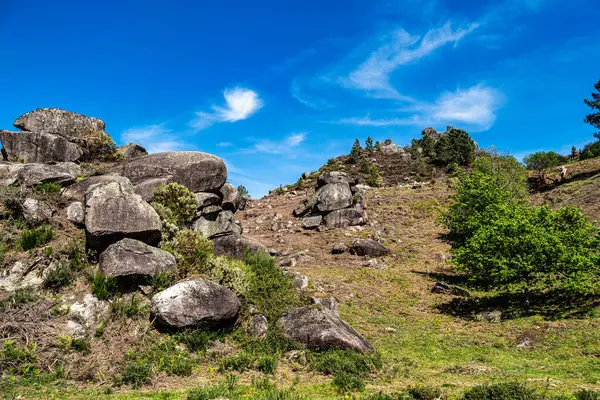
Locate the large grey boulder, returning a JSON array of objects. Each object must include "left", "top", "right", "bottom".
[
  {"left": 302, "top": 215, "right": 323, "bottom": 229},
  {"left": 195, "top": 192, "right": 221, "bottom": 209},
  {"left": 151, "top": 279, "right": 240, "bottom": 330},
  {"left": 211, "top": 233, "right": 268, "bottom": 259},
  {"left": 133, "top": 177, "right": 172, "bottom": 202},
  {"left": 315, "top": 182, "right": 353, "bottom": 212},
  {"left": 280, "top": 306, "right": 374, "bottom": 352},
  {"left": 14, "top": 108, "right": 106, "bottom": 141},
  {"left": 0, "top": 130, "right": 83, "bottom": 163},
  {"left": 117, "top": 143, "right": 147, "bottom": 160},
  {"left": 13, "top": 163, "right": 77, "bottom": 186},
  {"left": 324, "top": 205, "right": 368, "bottom": 228},
  {"left": 84, "top": 180, "right": 161, "bottom": 254},
  {"left": 119, "top": 151, "right": 227, "bottom": 193},
  {"left": 193, "top": 211, "right": 241, "bottom": 239},
  {"left": 317, "top": 171, "right": 351, "bottom": 188},
  {"left": 99, "top": 238, "right": 176, "bottom": 283},
  {"left": 62, "top": 175, "right": 131, "bottom": 202},
  {"left": 220, "top": 183, "right": 240, "bottom": 213}
]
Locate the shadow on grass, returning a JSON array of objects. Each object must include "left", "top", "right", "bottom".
[
  {"left": 413, "top": 270, "right": 470, "bottom": 286},
  {"left": 437, "top": 289, "right": 600, "bottom": 321}
]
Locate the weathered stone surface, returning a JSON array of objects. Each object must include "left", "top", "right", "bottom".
[
  {"left": 211, "top": 233, "right": 268, "bottom": 259},
  {"left": 220, "top": 182, "right": 240, "bottom": 213},
  {"left": 310, "top": 296, "right": 340, "bottom": 313},
  {"left": 99, "top": 238, "right": 176, "bottom": 283},
  {"left": 14, "top": 108, "right": 105, "bottom": 141},
  {"left": 315, "top": 182, "right": 353, "bottom": 212},
  {"left": 249, "top": 314, "right": 268, "bottom": 339},
  {"left": 431, "top": 282, "right": 472, "bottom": 297},
  {"left": 54, "top": 162, "right": 82, "bottom": 178},
  {"left": 195, "top": 192, "right": 221, "bottom": 209},
  {"left": 22, "top": 198, "right": 53, "bottom": 224},
  {"left": 62, "top": 175, "right": 131, "bottom": 202},
  {"left": 133, "top": 177, "right": 173, "bottom": 202},
  {"left": 201, "top": 205, "right": 222, "bottom": 216},
  {"left": 119, "top": 151, "right": 227, "bottom": 193},
  {"left": 332, "top": 243, "right": 347, "bottom": 254},
  {"left": 67, "top": 202, "right": 85, "bottom": 226},
  {"left": 84, "top": 180, "right": 161, "bottom": 254},
  {"left": 65, "top": 294, "right": 110, "bottom": 333},
  {"left": 151, "top": 279, "right": 241, "bottom": 330},
  {"left": 281, "top": 306, "right": 374, "bottom": 352},
  {"left": 193, "top": 211, "right": 241, "bottom": 239},
  {"left": 317, "top": 171, "right": 350, "bottom": 188},
  {"left": 0, "top": 130, "right": 84, "bottom": 163},
  {"left": 117, "top": 143, "right": 147, "bottom": 160},
  {"left": 0, "top": 259, "right": 57, "bottom": 292},
  {"left": 13, "top": 163, "right": 76, "bottom": 186},
  {"left": 302, "top": 215, "right": 322, "bottom": 229},
  {"left": 350, "top": 239, "right": 389, "bottom": 257},
  {"left": 324, "top": 205, "right": 368, "bottom": 228}
]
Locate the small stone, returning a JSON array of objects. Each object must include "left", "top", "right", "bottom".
[
  {"left": 385, "top": 327, "right": 397, "bottom": 333},
  {"left": 67, "top": 201, "right": 85, "bottom": 226},
  {"left": 332, "top": 243, "right": 347, "bottom": 254}
]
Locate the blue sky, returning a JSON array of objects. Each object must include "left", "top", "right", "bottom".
[{"left": 1, "top": 0, "right": 599, "bottom": 197}]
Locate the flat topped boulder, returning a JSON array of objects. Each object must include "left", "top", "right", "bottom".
[
  {"left": 0, "top": 130, "right": 84, "bottom": 163},
  {"left": 280, "top": 306, "right": 374, "bottom": 352},
  {"left": 151, "top": 279, "right": 240, "bottom": 330},
  {"left": 12, "top": 163, "right": 78, "bottom": 187},
  {"left": 99, "top": 238, "right": 176, "bottom": 283},
  {"left": 317, "top": 171, "right": 351, "bottom": 188},
  {"left": 119, "top": 151, "right": 227, "bottom": 193},
  {"left": 84, "top": 180, "right": 161, "bottom": 254},
  {"left": 14, "top": 108, "right": 106, "bottom": 141},
  {"left": 62, "top": 175, "right": 132, "bottom": 202},
  {"left": 211, "top": 233, "right": 268, "bottom": 259}
]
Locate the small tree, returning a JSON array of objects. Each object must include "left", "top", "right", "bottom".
[
  {"left": 584, "top": 79, "right": 600, "bottom": 136},
  {"left": 237, "top": 185, "right": 249, "bottom": 199},
  {"left": 434, "top": 127, "right": 476, "bottom": 166},
  {"left": 523, "top": 151, "right": 567, "bottom": 180},
  {"left": 349, "top": 138, "right": 362, "bottom": 164},
  {"left": 570, "top": 146, "right": 578, "bottom": 161},
  {"left": 375, "top": 140, "right": 382, "bottom": 151},
  {"left": 365, "top": 137, "right": 375, "bottom": 152}
]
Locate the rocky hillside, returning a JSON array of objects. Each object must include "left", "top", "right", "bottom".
[{"left": 1, "top": 109, "right": 599, "bottom": 399}]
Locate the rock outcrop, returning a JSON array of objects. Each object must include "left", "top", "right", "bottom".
[
  {"left": 0, "top": 130, "right": 84, "bottom": 163},
  {"left": 14, "top": 108, "right": 106, "bottom": 141},
  {"left": 117, "top": 143, "right": 148, "bottom": 160},
  {"left": 193, "top": 210, "right": 242, "bottom": 239},
  {"left": 280, "top": 306, "right": 374, "bottom": 352},
  {"left": 350, "top": 239, "right": 389, "bottom": 257},
  {"left": 296, "top": 171, "right": 368, "bottom": 230},
  {"left": 151, "top": 279, "right": 240, "bottom": 330},
  {"left": 118, "top": 151, "right": 227, "bottom": 194},
  {"left": 211, "top": 233, "right": 268, "bottom": 259},
  {"left": 84, "top": 180, "right": 162, "bottom": 254},
  {"left": 99, "top": 238, "right": 177, "bottom": 283}
]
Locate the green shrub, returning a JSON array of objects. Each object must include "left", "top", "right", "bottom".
[
  {"left": 82, "top": 131, "right": 124, "bottom": 162},
  {"left": 20, "top": 225, "right": 54, "bottom": 251},
  {"left": 243, "top": 251, "right": 298, "bottom": 322},
  {"left": 94, "top": 321, "right": 106, "bottom": 338},
  {"left": 472, "top": 152, "right": 528, "bottom": 202},
  {"left": 162, "top": 230, "right": 213, "bottom": 277},
  {"left": 434, "top": 127, "right": 476, "bottom": 166},
  {"left": 574, "top": 390, "right": 600, "bottom": 400},
  {"left": 0, "top": 339, "right": 39, "bottom": 376},
  {"left": 33, "top": 183, "right": 62, "bottom": 194},
  {"left": 110, "top": 295, "right": 149, "bottom": 320},
  {"left": 207, "top": 256, "right": 255, "bottom": 297},
  {"left": 58, "top": 336, "right": 91, "bottom": 355},
  {"left": 152, "top": 183, "right": 198, "bottom": 226},
  {"left": 43, "top": 263, "right": 75, "bottom": 292},
  {"left": 349, "top": 138, "right": 363, "bottom": 164},
  {"left": 121, "top": 360, "right": 152, "bottom": 388},
  {"left": 407, "top": 386, "right": 443, "bottom": 400},
  {"left": 366, "top": 163, "right": 383, "bottom": 188},
  {"left": 524, "top": 151, "right": 567, "bottom": 179},
  {"left": 237, "top": 185, "right": 250, "bottom": 199},
  {"left": 461, "top": 382, "right": 542, "bottom": 400},
  {"left": 310, "top": 349, "right": 381, "bottom": 377},
  {"left": 90, "top": 272, "right": 117, "bottom": 300},
  {"left": 257, "top": 355, "right": 278, "bottom": 374},
  {"left": 174, "top": 329, "right": 223, "bottom": 354},
  {"left": 331, "top": 372, "right": 365, "bottom": 393},
  {"left": 580, "top": 141, "right": 600, "bottom": 160},
  {"left": 151, "top": 270, "right": 176, "bottom": 292},
  {"left": 219, "top": 352, "right": 255, "bottom": 372}
]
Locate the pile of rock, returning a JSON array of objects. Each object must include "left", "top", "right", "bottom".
[{"left": 293, "top": 171, "right": 368, "bottom": 229}]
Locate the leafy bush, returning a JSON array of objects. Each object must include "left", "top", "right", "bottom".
[
  {"left": 43, "top": 263, "right": 75, "bottom": 292},
  {"left": 152, "top": 183, "right": 198, "bottom": 226},
  {"left": 524, "top": 151, "right": 567, "bottom": 179},
  {"left": 580, "top": 141, "right": 600, "bottom": 160},
  {"left": 207, "top": 256, "right": 255, "bottom": 297},
  {"left": 33, "top": 183, "right": 62, "bottom": 194},
  {"left": 58, "top": 336, "right": 91, "bottom": 355},
  {"left": 472, "top": 152, "right": 528, "bottom": 202},
  {"left": 151, "top": 270, "right": 176, "bottom": 292},
  {"left": 20, "top": 225, "right": 54, "bottom": 251},
  {"left": 461, "top": 382, "right": 541, "bottom": 400},
  {"left": 366, "top": 163, "right": 383, "bottom": 188},
  {"left": 219, "top": 352, "right": 255, "bottom": 372},
  {"left": 121, "top": 360, "right": 151, "bottom": 388},
  {"left": 82, "top": 131, "right": 123, "bottom": 162},
  {"left": 257, "top": 355, "right": 278, "bottom": 374},
  {"left": 0, "top": 239, "right": 8, "bottom": 264},
  {"left": 162, "top": 230, "right": 213, "bottom": 277},
  {"left": 90, "top": 272, "right": 117, "bottom": 300},
  {"left": 0, "top": 340, "right": 39, "bottom": 376},
  {"left": 434, "top": 127, "right": 476, "bottom": 166},
  {"left": 110, "top": 295, "right": 149, "bottom": 320}
]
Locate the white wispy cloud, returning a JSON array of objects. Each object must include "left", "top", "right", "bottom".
[
  {"left": 338, "top": 84, "right": 502, "bottom": 132},
  {"left": 239, "top": 133, "right": 307, "bottom": 155},
  {"left": 190, "top": 87, "right": 263, "bottom": 131},
  {"left": 291, "top": 80, "right": 334, "bottom": 110},
  {"left": 340, "top": 22, "right": 479, "bottom": 99},
  {"left": 121, "top": 124, "right": 188, "bottom": 153}
]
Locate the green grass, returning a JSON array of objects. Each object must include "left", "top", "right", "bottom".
[{"left": 20, "top": 225, "right": 54, "bottom": 251}]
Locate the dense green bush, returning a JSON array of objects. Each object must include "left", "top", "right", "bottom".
[
  {"left": 524, "top": 151, "right": 567, "bottom": 179},
  {"left": 162, "top": 230, "right": 213, "bottom": 277},
  {"left": 0, "top": 340, "right": 39, "bottom": 376},
  {"left": 90, "top": 272, "right": 117, "bottom": 300},
  {"left": 152, "top": 183, "right": 198, "bottom": 226},
  {"left": 33, "top": 183, "right": 62, "bottom": 194},
  {"left": 580, "top": 141, "right": 600, "bottom": 160},
  {"left": 434, "top": 127, "right": 476, "bottom": 166},
  {"left": 208, "top": 256, "right": 255, "bottom": 297},
  {"left": 461, "top": 382, "right": 541, "bottom": 400},
  {"left": 20, "top": 225, "right": 54, "bottom": 250},
  {"left": 471, "top": 152, "right": 528, "bottom": 201}
]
